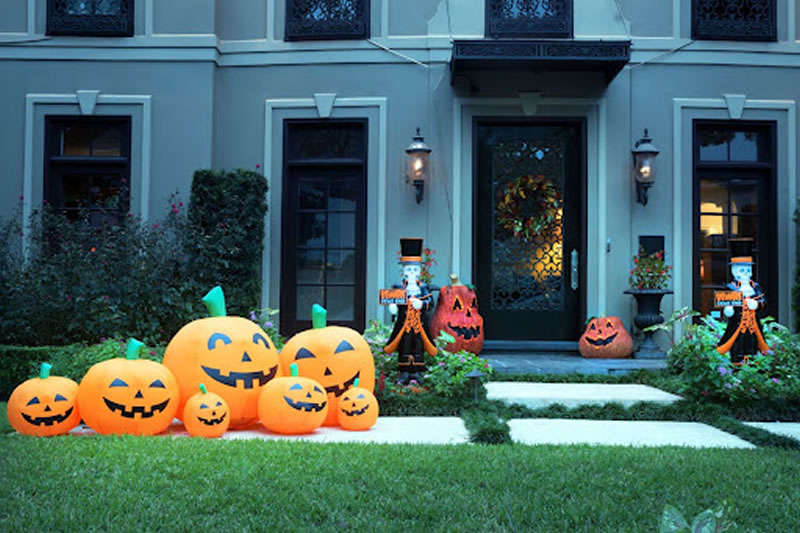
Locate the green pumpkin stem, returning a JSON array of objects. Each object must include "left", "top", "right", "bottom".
[
  {"left": 202, "top": 286, "right": 227, "bottom": 317},
  {"left": 199, "top": 384, "right": 208, "bottom": 395},
  {"left": 311, "top": 304, "right": 327, "bottom": 329},
  {"left": 354, "top": 377, "right": 360, "bottom": 388},
  {"left": 126, "top": 338, "right": 144, "bottom": 360},
  {"left": 290, "top": 363, "right": 299, "bottom": 377},
  {"left": 39, "top": 362, "right": 52, "bottom": 380}
]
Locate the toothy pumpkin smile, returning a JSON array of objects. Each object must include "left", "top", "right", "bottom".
[
  {"left": 201, "top": 364, "right": 278, "bottom": 389},
  {"left": 340, "top": 404, "right": 370, "bottom": 417},
  {"left": 103, "top": 397, "right": 170, "bottom": 419},
  {"left": 584, "top": 332, "right": 618, "bottom": 347},
  {"left": 324, "top": 370, "right": 360, "bottom": 398},
  {"left": 283, "top": 396, "right": 327, "bottom": 412},
  {"left": 21, "top": 407, "right": 74, "bottom": 426},
  {"left": 447, "top": 324, "right": 481, "bottom": 340},
  {"left": 197, "top": 412, "right": 227, "bottom": 426}
]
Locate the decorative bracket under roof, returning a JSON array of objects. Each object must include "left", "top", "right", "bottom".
[{"left": 450, "top": 39, "right": 631, "bottom": 87}]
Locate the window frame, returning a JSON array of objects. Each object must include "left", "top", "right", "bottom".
[
  {"left": 47, "top": 0, "right": 135, "bottom": 37},
  {"left": 485, "top": 0, "right": 573, "bottom": 39},
  {"left": 691, "top": 0, "right": 777, "bottom": 42},
  {"left": 284, "top": 0, "right": 370, "bottom": 42}
]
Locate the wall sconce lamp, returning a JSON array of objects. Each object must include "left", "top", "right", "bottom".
[
  {"left": 406, "top": 128, "right": 431, "bottom": 204},
  {"left": 632, "top": 129, "right": 659, "bottom": 206}
]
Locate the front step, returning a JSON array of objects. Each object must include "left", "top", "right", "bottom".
[
  {"left": 483, "top": 352, "right": 667, "bottom": 375},
  {"left": 486, "top": 382, "right": 681, "bottom": 409}
]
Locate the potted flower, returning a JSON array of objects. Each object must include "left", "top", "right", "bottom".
[{"left": 623, "top": 248, "right": 673, "bottom": 358}]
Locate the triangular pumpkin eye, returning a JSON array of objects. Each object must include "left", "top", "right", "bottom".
[
  {"left": 295, "top": 348, "right": 316, "bottom": 360},
  {"left": 471, "top": 298, "right": 478, "bottom": 309},
  {"left": 110, "top": 378, "right": 129, "bottom": 388},
  {"left": 452, "top": 298, "right": 463, "bottom": 311},
  {"left": 606, "top": 321, "right": 614, "bottom": 329},
  {"left": 26, "top": 396, "right": 40, "bottom": 406},
  {"left": 149, "top": 379, "right": 165, "bottom": 388},
  {"left": 335, "top": 340, "right": 354, "bottom": 353},
  {"left": 200, "top": 403, "right": 209, "bottom": 409},
  {"left": 54, "top": 394, "right": 68, "bottom": 402},
  {"left": 313, "top": 385, "right": 323, "bottom": 393},
  {"left": 343, "top": 396, "right": 350, "bottom": 402},
  {"left": 216, "top": 401, "right": 222, "bottom": 407},
  {"left": 357, "top": 393, "right": 365, "bottom": 399},
  {"left": 208, "top": 333, "right": 232, "bottom": 350},
  {"left": 289, "top": 383, "right": 303, "bottom": 391},
  {"left": 589, "top": 323, "right": 596, "bottom": 330}
]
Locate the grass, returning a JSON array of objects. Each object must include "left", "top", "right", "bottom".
[{"left": 2, "top": 433, "right": 799, "bottom": 532}]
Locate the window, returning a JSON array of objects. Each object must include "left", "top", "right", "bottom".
[
  {"left": 485, "top": 0, "right": 573, "bottom": 39},
  {"left": 47, "top": 0, "right": 134, "bottom": 37},
  {"left": 44, "top": 116, "right": 132, "bottom": 226},
  {"left": 693, "top": 122, "right": 776, "bottom": 318},
  {"left": 285, "top": 0, "right": 369, "bottom": 41},
  {"left": 692, "top": 0, "right": 776, "bottom": 41}
]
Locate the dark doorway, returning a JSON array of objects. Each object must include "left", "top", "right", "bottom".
[
  {"left": 474, "top": 119, "right": 585, "bottom": 340},
  {"left": 281, "top": 119, "right": 368, "bottom": 335}
]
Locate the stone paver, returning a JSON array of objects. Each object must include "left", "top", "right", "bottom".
[
  {"left": 486, "top": 382, "right": 681, "bottom": 409},
  {"left": 508, "top": 419, "right": 755, "bottom": 448},
  {"left": 69, "top": 416, "right": 471, "bottom": 445},
  {"left": 743, "top": 422, "right": 800, "bottom": 442},
  {"left": 484, "top": 353, "right": 667, "bottom": 375}
]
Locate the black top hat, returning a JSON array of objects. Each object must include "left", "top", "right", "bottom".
[
  {"left": 399, "top": 238, "right": 423, "bottom": 263},
  {"left": 728, "top": 238, "right": 754, "bottom": 265}
]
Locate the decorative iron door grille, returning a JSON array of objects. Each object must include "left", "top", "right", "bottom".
[
  {"left": 485, "top": 0, "right": 573, "bottom": 39},
  {"left": 285, "top": 0, "right": 369, "bottom": 41},
  {"left": 692, "top": 0, "right": 776, "bottom": 41},
  {"left": 47, "top": 0, "right": 134, "bottom": 37}
]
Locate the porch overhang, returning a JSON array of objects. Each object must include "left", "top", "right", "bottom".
[{"left": 450, "top": 39, "right": 631, "bottom": 87}]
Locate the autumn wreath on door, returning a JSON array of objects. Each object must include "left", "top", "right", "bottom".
[{"left": 496, "top": 174, "right": 562, "bottom": 242}]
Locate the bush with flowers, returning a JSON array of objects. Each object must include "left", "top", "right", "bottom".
[
  {"left": 629, "top": 247, "right": 672, "bottom": 289},
  {"left": 248, "top": 308, "right": 286, "bottom": 349},
  {"left": 650, "top": 307, "right": 800, "bottom": 404}
]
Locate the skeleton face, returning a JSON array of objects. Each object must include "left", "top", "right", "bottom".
[
  {"left": 403, "top": 264, "right": 421, "bottom": 283},
  {"left": 731, "top": 264, "right": 752, "bottom": 283}
]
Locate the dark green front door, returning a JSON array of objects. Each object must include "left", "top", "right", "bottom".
[{"left": 474, "top": 120, "right": 585, "bottom": 340}]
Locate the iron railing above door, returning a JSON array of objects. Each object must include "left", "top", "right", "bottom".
[{"left": 485, "top": 0, "right": 573, "bottom": 39}]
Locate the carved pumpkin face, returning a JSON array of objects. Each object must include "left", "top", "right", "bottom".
[
  {"left": 258, "top": 364, "right": 328, "bottom": 434},
  {"left": 78, "top": 339, "right": 180, "bottom": 435},
  {"left": 430, "top": 281, "right": 484, "bottom": 355},
  {"left": 578, "top": 316, "right": 633, "bottom": 359},
  {"left": 279, "top": 305, "right": 374, "bottom": 426},
  {"left": 163, "top": 287, "right": 281, "bottom": 429},
  {"left": 337, "top": 379, "right": 379, "bottom": 431},
  {"left": 183, "top": 384, "right": 230, "bottom": 438},
  {"left": 7, "top": 363, "right": 81, "bottom": 437}
]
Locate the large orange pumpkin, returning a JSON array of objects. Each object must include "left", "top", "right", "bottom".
[
  {"left": 279, "top": 304, "right": 374, "bottom": 426},
  {"left": 183, "top": 383, "right": 230, "bottom": 438},
  {"left": 429, "top": 274, "right": 484, "bottom": 354},
  {"left": 7, "top": 363, "right": 81, "bottom": 437},
  {"left": 163, "top": 286, "right": 281, "bottom": 428},
  {"left": 337, "top": 378, "right": 379, "bottom": 431},
  {"left": 578, "top": 316, "right": 633, "bottom": 359},
  {"left": 78, "top": 339, "right": 179, "bottom": 435},
  {"left": 258, "top": 363, "right": 328, "bottom": 434}
]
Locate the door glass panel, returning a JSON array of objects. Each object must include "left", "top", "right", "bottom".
[
  {"left": 700, "top": 251, "right": 728, "bottom": 285},
  {"left": 700, "top": 179, "right": 728, "bottom": 211},
  {"left": 328, "top": 178, "right": 357, "bottom": 210},
  {"left": 297, "top": 250, "right": 325, "bottom": 283},
  {"left": 327, "top": 213, "right": 355, "bottom": 248},
  {"left": 327, "top": 286, "right": 355, "bottom": 320},
  {"left": 699, "top": 215, "right": 727, "bottom": 248},
  {"left": 297, "top": 213, "right": 326, "bottom": 247},
  {"left": 296, "top": 286, "right": 324, "bottom": 319},
  {"left": 298, "top": 179, "right": 326, "bottom": 210},
  {"left": 731, "top": 216, "right": 757, "bottom": 239},
  {"left": 699, "top": 128, "right": 764, "bottom": 162},
  {"left": 730, "top": 180, "right": 757, "bottom": 214},
  {"left": 327, "top": 250, "right": 355, "bottom": 284}
]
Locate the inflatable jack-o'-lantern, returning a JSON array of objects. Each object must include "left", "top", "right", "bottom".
[
  {"left": 163, "top": 286, "right": 281, "bottom": 428},
  {"left": 258, "top": 363, "right": 328, "bottom": 434},
  {"left": 183, "top": 384, "right": 230, "bottom": 438},
  {"left": 7, "top": 363, "right": 81, "bottom": 437},
  {"left": 78, "top": 339, "right": 180, "bottom": 435},
  {"left": 337, "top": 378, "right": 379, "bottom": 431},
  {"left": 430, "top": 275, "right": 484, "bottom": 355},
  {"left": 578, "top": 316, "right": 633, "bottom": 359},
  {"left": 279, "top": 305, "right": 374, "bottom": 426}
]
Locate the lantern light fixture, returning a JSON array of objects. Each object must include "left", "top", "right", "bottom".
[
  {"left": 632, "top": 129, "right": 659, "bottom": 206},
  {"left": 405, "top": 128, "right": 431, "bottom": 204}
]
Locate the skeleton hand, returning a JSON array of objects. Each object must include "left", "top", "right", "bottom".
[
  {"left": 410, "top": 298, "right": 422, "bottom": 310},
  {"left": 724, "top": 305, "right": 734, "bottom": 318},
  {"left": 746, "top": 298, "right": 758, "bottom": 310},
  {"left": 388, "top": 303, "right": 398, "bottom": 315}
]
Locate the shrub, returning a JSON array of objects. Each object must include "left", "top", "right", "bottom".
[
  {"left": 189, "top": 169, "right": 267, "bottom": 317},
  {"left": 794, "top": 200, "right": 800, "bottom": 332},
  {"left": 656, "top": 308, "right": 800, "bottom": 402},
  {"left": 248, "top": 308, "right": 286, "bottom": 349}
]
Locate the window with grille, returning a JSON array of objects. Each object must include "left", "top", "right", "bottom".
[
  {"left": 285, "top": 0, "right": 369, "bottom": 41},
  {"left": 47, "top": 0, "right": 134, "bottom": 37},
  {"left": 485, "top": 0, "right": 573, "bottom": 39},
  {"left": 692, "top": 0, "right": 776, "bottom": 41},
  {"left": 44, "top": 116, "right": 132, "bottom": 226}
]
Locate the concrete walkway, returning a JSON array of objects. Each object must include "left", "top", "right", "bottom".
[
  {"left": 486, "top": 382, "right": 682, "bottom": 409},
  {"left": 743, "top": 422, "right": 800, "bottom": 441}
]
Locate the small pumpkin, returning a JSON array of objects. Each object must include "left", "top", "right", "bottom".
[
  {"left": 279, "top": 304, "right": 374, "bottom": 426},
  {"left": 7, "top": 363, "right": 81, "bottom": 437},
  {"left": 337, "top": 378, "right": 379, "bottom": 431},
  {"left": 163, "top": 286, "right": 281, "bottom": 428},
  {"left": 429, "top": 275, "right": 484, "bottom": 355},
  {"left": 578, "top": 316, "right": 633, "bottom": 359},
  {"left": 78, "top": 339, "right": 180, "bottom": 435},
  {"left": 258, "top": 363, "right": 328, "bottom": 434},
  {"left": 183, "top": 384, "right": 230, "bottom": 438}
]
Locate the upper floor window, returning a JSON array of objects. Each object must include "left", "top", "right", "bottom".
[
  {"left": 692, "top": 0, "right": 776, "bottom": 42},
  {"left": 485, "top": 0, "right": 573, "bottom": 39},
  {"left": 285, "top": 0, "right": 369, "bottom": 41},
  {"left": 47, "top": 0, "right": 134, "bottom": 37}
]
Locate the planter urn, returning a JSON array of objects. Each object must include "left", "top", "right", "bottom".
[{"left": 623, "top": 289, "right": 672, "bottom": 359}]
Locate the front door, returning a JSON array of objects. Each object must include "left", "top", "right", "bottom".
[{"left": 474, "top": 120, "right": 584, "bottom": 340}]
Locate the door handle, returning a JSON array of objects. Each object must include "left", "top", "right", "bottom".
[{"left": 570, "top": 249, "right": 579, "bottom": 290}]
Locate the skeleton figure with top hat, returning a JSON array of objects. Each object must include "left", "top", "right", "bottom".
[
  {"left": 384, "top": 238, "right": 437, "bottom": 385},
  {"left": 716, "top": 238, "right": 770, "bottom": 365}
]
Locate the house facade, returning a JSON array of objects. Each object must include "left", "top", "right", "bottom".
[{"left": 0, "top": 0, "right": 797, "bottom": 344}]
